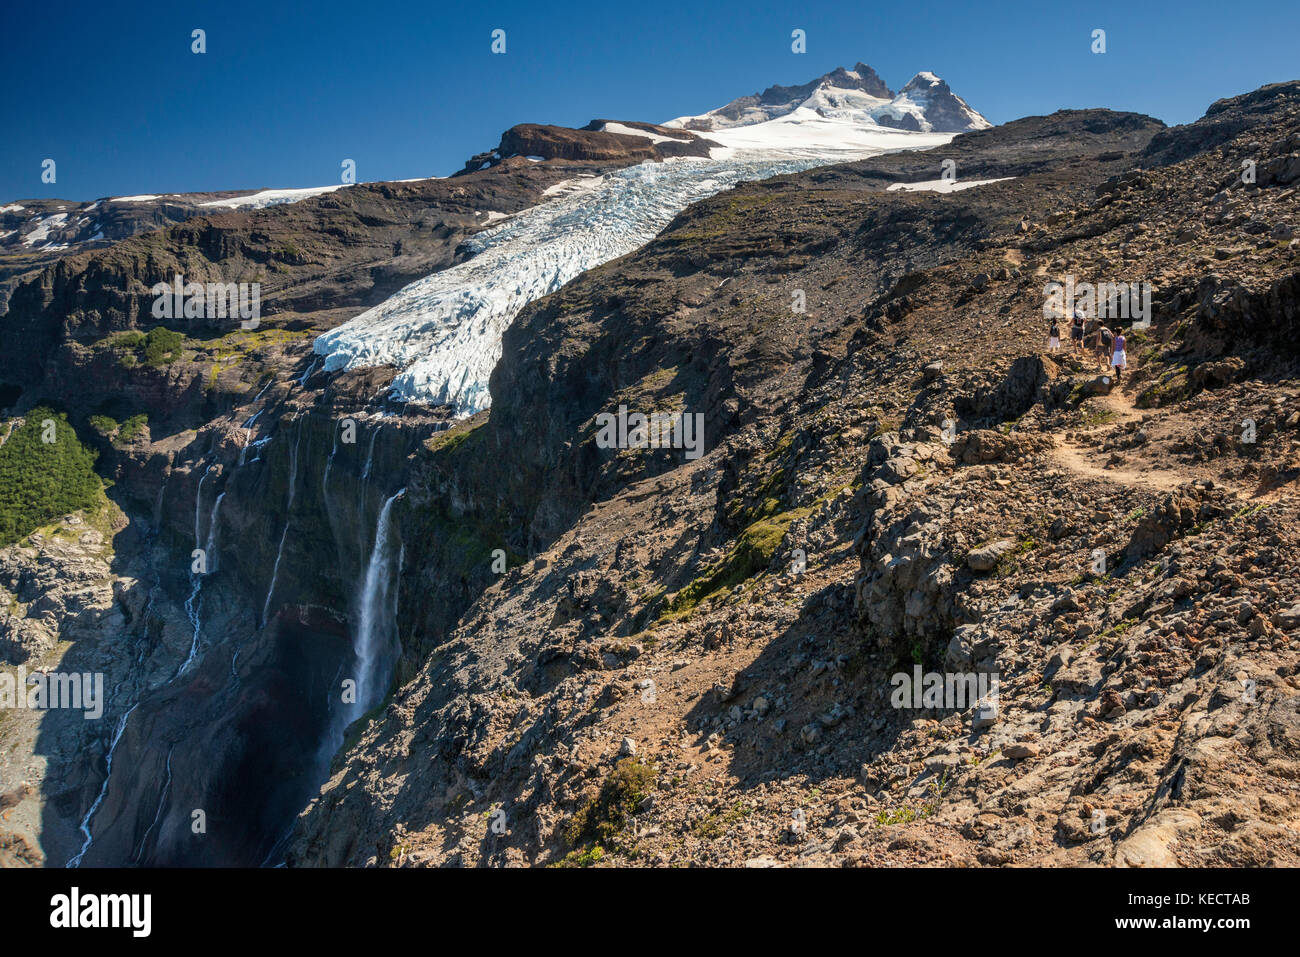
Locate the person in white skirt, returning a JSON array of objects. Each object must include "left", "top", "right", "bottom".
[
  {"left": 1111, "top": 329, "right": 1128, "bottom": 381},
  {"left": 1048, "top": 320, "right": 1061, "bottom": 352}
]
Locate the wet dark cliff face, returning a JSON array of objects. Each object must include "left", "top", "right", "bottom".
[
  {"left": 57, "top": 375, "right": 447, "bottom": 866},
  {"left": 6, "top": 162, "right": 609, "bottom": 866}
]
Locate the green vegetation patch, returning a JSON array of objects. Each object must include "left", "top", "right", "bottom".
[
  {"left": 0, "top": 409, "right": 103, "bottom": 545},
  {"left": 116, "top": 413, "right": 149, "bottom": 445},
  {"left": 564, "top": 758, "right": 656, "bottom": 849},
  {"left": 1136, "top": 365, "right": 1190, "bottom": 409},
  {"left": 661, "top": 508, "right": 804, "bottom": 620}
]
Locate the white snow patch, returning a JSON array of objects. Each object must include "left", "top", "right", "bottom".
[
  {"left": 22, "top": 213, "right": 68, "bottom": 246},
  {"left": 199, "top": 185, "right": 350, "bottom": 210},
  {"left": 111, "top": 194, "right": 160, "bottom": 202},
  {"left": 701, "top": 107, "right": 950, "bottom": 158},
  {"left": 542, "top": 175, "right": 603, "bottom": 199},
  {"left": 886, "top": 177, "right": 1012, "bottom": 193},
  {"left": 598, "top": 122, "right": 682, "bottom": 145},
  {"left": 0, "top": 204, "right": 25, "bottom": 214}
]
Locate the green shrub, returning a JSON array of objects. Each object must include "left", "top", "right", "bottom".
[
  {"left": 564, "top": 758, "right": 656, "bottom": 848},
  {"left": 143, "top": 327, "right": 185, "bottom": 367},
  {"left": 0, "top": 409, "right": 102, "bottom": 545},
  {"left": 116, "top": 413, "right": 148, "bottom": 445},
  {"left": 87, "top": 415, "right": 119, "bottom": 436},
  {"left": 111, "top": 331, "right": 146, "bottom": 350}
]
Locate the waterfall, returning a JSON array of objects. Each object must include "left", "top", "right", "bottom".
[
  {"left": 193, "top": 464, "right": 213, "bottom": 545},
  {"left": 361, "top": 427, "right": 379, "bottom": 481},
  {"left": 287, "top": 423, "right": 302, "bottom": 507},
  {"left": 248, "top": 377, "right": 275, "bottom": 408},
  {"left": 152, "top": 468, "right": 170, "bottom": 530},
  {"left": 180, "top": 465, "right": 218, "bottom": 677},
  {"left": 132, "top": 743, "right": 174, "bottom": 865},
  {"left": 298, "top": 357, "right": 320, "bottom": 386},
  {"left": 179, "top": 485, "right": 226, "bottom": 678},
  {"left": 238, "top": 380, "right": 274, "bottom": 465},
  {"left": 322, "top": 418, "right": 339, "bottom": 503},
  {"left": 261, "top": 528, "right": 289, "bottom": 628},
  {"left": 204, "top": 492, "right": 226, "bottom": 573},
  {"left": 262, "top": 421, "right": 305, "bottom": 629},
  {"left": 239, "top": 412, "right": 263, "bottom": 466},
  {"left": 357, "top": 427, "right": 381, "bottom": 565},
  {"left": 68, "top": 703, "right": 138, "bottom": 868},
  {"left": 349, "top": 489, "right": 404, "bottom": 720}
]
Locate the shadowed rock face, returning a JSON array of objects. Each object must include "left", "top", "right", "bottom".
[
  {"left": 0, "top": 193, "right": 294, "bottom": 315},
  {"left": 30, "top": 395, "right": 445, "bottom": 867}
]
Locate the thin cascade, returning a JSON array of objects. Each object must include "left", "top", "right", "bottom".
[
  {"left": 67, "top": 703, "right": 138, "bottom": 868},
  {"left": 322, "top": 417, "right": 339, "bottom": 503},
  {"left": 361, "top": 426, "right": 379, "bottom": 481},
  {"left": 180, "top": 465, "right": 216, "bottom": 677},
  {"left": 132, "top": 743, "right": 174, "bottom": 865},
  {"left": 298, "top": 356, "right": 320, "bottom": 386},
  {"left": 261, "top": 420, "right": 303, "bottom": 627}
]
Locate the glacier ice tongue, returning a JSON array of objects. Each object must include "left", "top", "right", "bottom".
[{"left": 313, "top": 136, "right": 950, "bottom": 415}]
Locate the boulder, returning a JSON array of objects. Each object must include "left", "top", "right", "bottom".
[{"left": 968, "top": 539, "right": 1016, "bottom": 572}]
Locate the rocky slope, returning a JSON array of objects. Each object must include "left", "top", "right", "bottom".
[
  {"left": 3, "top": 76, "right": 1298, "bottom": 870},
  {"left": 0, "top": 187, "right": 362, "bottom": 318},
  {"left": 285, "top": 83, "right": 1300, "bottom": 867}
]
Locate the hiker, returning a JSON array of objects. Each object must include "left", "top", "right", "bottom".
[
  {"left": 1070, "top": 310, "right": 1086, "bottom": 353},
  {"left": 1111, "top": 328, "right": 1127, "bottom": 381},
  {"left": 1048, "top": 319, "right": 1061, "bottom": 352},
  {"left": 1096, "top": 325, "right": 1114, "bottom": 370}
]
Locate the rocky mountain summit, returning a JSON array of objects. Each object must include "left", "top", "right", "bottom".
[
  {"left": 0, "top": 73, "right": 1298, "bottom": 869},
  {"left": 666, "top": 62, "right": 990, "bottom": 133}
]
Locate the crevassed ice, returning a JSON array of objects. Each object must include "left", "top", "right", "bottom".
[{"left": 313, "top": 129, "right": 951, "bottom": 415}]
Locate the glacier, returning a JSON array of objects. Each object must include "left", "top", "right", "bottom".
[{"left": 313, "top": 123, "right": 953, "bottom": 414}]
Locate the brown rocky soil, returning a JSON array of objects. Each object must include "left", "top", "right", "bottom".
[{"left": 287, "top": 83, "right": 1300, "bottom": 868}]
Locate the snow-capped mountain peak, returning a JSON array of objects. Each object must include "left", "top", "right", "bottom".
[
  {"left": 664, "top": 63, "right": 989, "bottom": 134},
  {"left": 315, "top": 63, "right": 983, "bottom": 412},
  {"left": 881, "top": 71, "right": 992, "bottom": 132}
]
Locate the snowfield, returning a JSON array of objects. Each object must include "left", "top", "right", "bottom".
[
  {"left": 314, "top": 115, "right": 958, "bottom": 413},
  {"left": 22, "top": 212, "right": 68, "bottom": 246},
  {"left": 887, "top": 176, "right": 1012, "bottom": 193},
  {"left": 200, "top": 185, "right": 350, "bottom": 209}
]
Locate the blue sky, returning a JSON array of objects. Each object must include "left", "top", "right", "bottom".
[{"left": 2, "top": 0, "right": 1297, "bottom": 201}]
